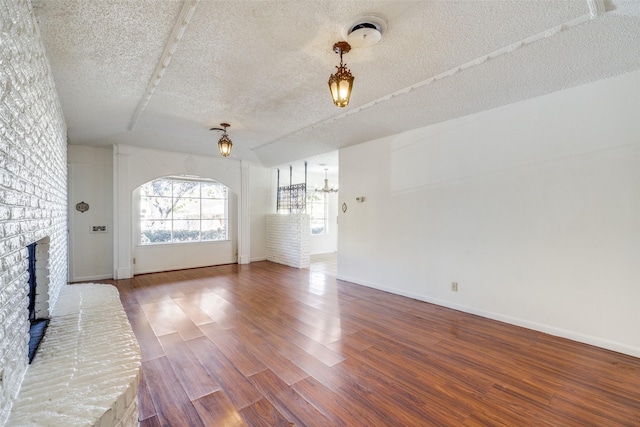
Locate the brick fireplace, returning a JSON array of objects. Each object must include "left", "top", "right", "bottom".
[
  {"left": 0, "top": 0, "right": 68, "bottom": 423},
  {"left": 7, "top": 284, "right": 141, "bottom": 427},
  {"left": 1, "top": 4, "right": 140, "bottom": 425}
]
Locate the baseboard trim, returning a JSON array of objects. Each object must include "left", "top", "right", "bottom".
[
  {"left": 115, "top": 268, "right": 132, "bottom": 280},
  {"left": 336, "top": 274, "right": 640, "bottom": 358},
  {"left": 69, "top": 274, "right": 113, "bottom": 283}
]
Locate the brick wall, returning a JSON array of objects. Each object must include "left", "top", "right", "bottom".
[
  {"left": 0, "top": 0, "right": 68, "bottom": 423},
  {"left": 265, "top": 214, "right": 310, "bottom": 268}
]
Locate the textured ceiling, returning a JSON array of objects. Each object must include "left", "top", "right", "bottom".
[{"left": 32, "top": 0, "right": 640, "bottom": 169}]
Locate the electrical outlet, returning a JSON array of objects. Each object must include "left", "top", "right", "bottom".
[{"left": 451, "top": 282, "right": 458, "bottom": 292}]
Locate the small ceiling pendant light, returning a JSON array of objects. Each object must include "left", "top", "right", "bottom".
[
  {"left": 210, "top": 123, "right": 232, "bottom": 157},
  {"left": 316, "top": 168, "right": 338, "bottom": 193},
  {"left": 328, "top": 41, "right": 354, "bottom": 108}
]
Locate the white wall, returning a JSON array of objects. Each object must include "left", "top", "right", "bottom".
[
  {"left": 338, "top": 69, "right": 640, "bottom": 357},
  {"left": 0, "top": 1, "right": 68, "bottom": 422},
  {"left": 68, "top": 146, "right": 113, "bottom": 281},
  {"left": 132, "top": 188, "right": 238, "bottom": 275},
  {"left": 265, "top": 214, "right": 310, "bottom": 268},
  {"left": 112, "top": 145, "right": 272, "bottom": 277},
  {"left": 249, "top": 165, "right": 273, "bottom": 261},
  {"left": 113, "top": 144, "right": 243, "bottom": 278}
]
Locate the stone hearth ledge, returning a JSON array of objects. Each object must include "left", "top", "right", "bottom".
[{"left": 7, "top": 284, "right": 141, "bottom": 427}]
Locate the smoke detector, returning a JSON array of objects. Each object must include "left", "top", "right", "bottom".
[{"left": 342, "top": 15, "right": 386, "bottom": 48}]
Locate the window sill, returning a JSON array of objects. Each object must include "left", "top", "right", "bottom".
[{"left": 137, "top": 240, "right": 231, "bottom": 248}]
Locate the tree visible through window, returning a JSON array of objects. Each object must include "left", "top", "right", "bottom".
[{"left": 139, "top": 177, "right": 228, "bottom": 245}]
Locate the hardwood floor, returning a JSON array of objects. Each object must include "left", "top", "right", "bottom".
[
  {"left": 310, "top": 253, "right": 337, "bottom": 277},
  {"left": 102, "top": 261, "right": 640, "bottom": 426}
]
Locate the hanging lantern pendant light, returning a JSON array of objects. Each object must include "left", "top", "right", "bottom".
[
  {"left": 328, "top": 41, "right": 354, "bottom": 108},
  {"left": 210, "top": 123, "right": 232, "bottom": 157}
]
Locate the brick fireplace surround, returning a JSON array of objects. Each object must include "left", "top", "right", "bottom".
[
  {"left": 6, "top": 284, "right": 140, "bottom": 426},
  {"left": 1, "top": 1, "right": 140, "bottom": 425}
]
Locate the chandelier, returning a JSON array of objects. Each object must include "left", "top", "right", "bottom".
[
  {"left": 315, "top": 168, "right": 338, "bottom": 193},
  {"left": 210, "top": 123, "right": 232, "bottom": 157},
  {"left": 328, "top": 41, "right": 354, "bottom": 108}
]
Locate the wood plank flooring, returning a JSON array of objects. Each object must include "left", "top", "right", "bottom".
[{"left": 101, "top": 261, "right": 640, "bottom": 426}]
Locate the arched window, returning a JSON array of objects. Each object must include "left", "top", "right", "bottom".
[{"left": 139, "top": 176, "right": 228, "bottom": 245}]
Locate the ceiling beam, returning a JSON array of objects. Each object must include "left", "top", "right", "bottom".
[
  {"left": 254, "top": 2, "right": 608, "bottom": 154},
  {"left": 129, "top": 0, "right": 200, "bottom": 131}
]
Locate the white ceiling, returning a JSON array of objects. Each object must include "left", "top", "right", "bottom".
[{"left": 32, "top": 0, "right": 640, "bottom": 171}]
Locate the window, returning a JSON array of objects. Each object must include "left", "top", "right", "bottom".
[
  {"left": 307, "top": 192, "right": 327, "bottom": 235},
  {"left": 139, "top": 177, "right": 228, "bottom": 245}
]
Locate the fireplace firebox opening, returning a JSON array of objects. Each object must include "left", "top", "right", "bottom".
[{"left": 27, "top": 240, "right": 50, "bottom": 364}]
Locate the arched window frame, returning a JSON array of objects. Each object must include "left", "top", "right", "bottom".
[{"left": 138, "top": 176, "right": 229, "bottom": 245}]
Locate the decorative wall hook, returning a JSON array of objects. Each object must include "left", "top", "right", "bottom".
[{"left": 76, "top": 201, "right": 89, "bottom": 213}]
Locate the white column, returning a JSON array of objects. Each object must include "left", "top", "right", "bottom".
[
  {"left": 113, "top": 145, "right": 133, "bottom": 279},
  {"left": 238, "top": 160, "right": 251, "bottom": 264}
]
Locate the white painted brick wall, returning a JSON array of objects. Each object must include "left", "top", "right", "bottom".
[
  {"left": 0, "top": 0, "right": 68, "bottom": 424},
  {"left": 265, "top": 214, "right": 310, "bottom": 268}
]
